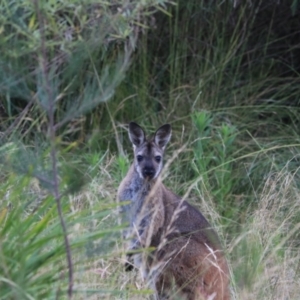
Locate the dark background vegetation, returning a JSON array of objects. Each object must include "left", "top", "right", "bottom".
[{"left": 1, "top": 0, "right": 300, "bottom": 299}]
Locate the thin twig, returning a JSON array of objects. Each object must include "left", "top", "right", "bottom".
[
  {"left": 3, "top": 97, "right": 35, "bottom": 138},
  {"left": 34, "top": 1, "right": 73, "bottom": 298}
]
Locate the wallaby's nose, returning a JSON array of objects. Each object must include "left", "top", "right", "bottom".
[{"left": 143, "top": 167, "right": 155, "bottom": 179}]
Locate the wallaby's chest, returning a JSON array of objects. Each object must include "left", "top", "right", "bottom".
[{"left": 120, "top": 177, "right": 150, "bottom": 221}]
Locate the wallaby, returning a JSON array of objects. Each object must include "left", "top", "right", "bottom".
[{"left": 118, "top": 122, "right": 230, "bottom": 300}]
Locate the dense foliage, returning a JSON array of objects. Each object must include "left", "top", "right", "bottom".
[{"left": 1, "top": 0, "right": 300, "bottom": 299}]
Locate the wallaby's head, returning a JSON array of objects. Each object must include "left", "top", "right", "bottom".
[{"left": 128, "top": 122, "right": 172, "bottom": 180}]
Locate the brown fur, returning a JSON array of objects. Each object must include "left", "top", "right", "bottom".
[{"left": 118, "top": 122, "right": 230, "bottom": 300}]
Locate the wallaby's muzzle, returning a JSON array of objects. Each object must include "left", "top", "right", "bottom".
[{"left": 142, "top": 166, "right": 155, "bottom": 179}]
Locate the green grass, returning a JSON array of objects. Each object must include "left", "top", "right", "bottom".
[{"left": 1, "top": 143, "right": 300, "bottom": 299}]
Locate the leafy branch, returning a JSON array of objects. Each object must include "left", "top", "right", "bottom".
[{"left": 34, "top": 0, "right": 74, "bottom": 297}]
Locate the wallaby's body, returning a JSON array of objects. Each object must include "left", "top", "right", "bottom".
[{"left": 118, "top": 122, "right": 230, "bottom": 300}]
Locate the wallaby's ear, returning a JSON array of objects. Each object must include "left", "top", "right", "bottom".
[
  {"left": 129, "top": 122, "right": 146, "bottom": 147},
  {"left": 154, "top": 124, "right": 172, "bottom": 149}
]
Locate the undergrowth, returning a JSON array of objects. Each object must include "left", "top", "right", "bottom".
[{"left": 1, "top": 0, "right": 300, "bottom": 299}]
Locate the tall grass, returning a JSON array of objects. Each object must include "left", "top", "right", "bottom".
[{"left": 1, "top": 0, "right": 300, "bottom": 299}]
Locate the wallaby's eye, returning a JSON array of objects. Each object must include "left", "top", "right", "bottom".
[
  {"left": 155, "top": 156, "right": 161, "bottom": 163},
  {"left": 137, "top": 155, "right": 143, "bottom": 162}
]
